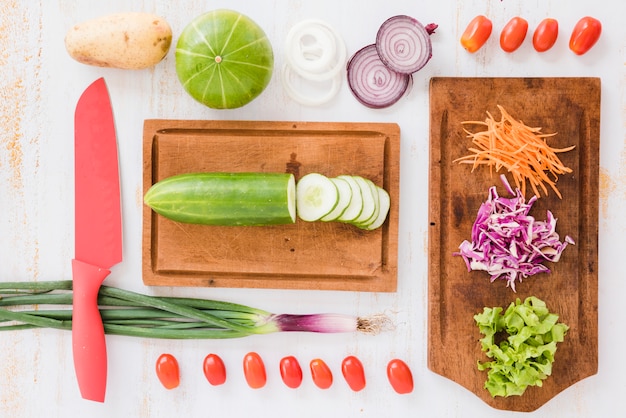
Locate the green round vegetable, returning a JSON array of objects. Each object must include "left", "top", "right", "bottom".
[{"left": 175, "top": 10, "right": 274, "bottom": 109}]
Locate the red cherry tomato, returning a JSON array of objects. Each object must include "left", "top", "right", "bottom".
[
  {"left": 500, "top": 17, "right": 529, "bottom": 52},
  {"left": 310, "top": 358, "right": 333, "bottom": 389},
  {"left": 569, "top": 16, "right": 602, "bottom": 55},
  {"left": 243, "top": 352, "right": 266, "bottom": 389},
  {"left": 341, "top": 355, "right": 366, "bottom": 392},
  {"left": 532, "top": 18, "right": 559, "bottom": 52},
  {"left": 279, "top": 356, "right": 303, "bottom": 389},
  {"left": 155, "top": 353, "right": 180, "bottom": 390},
  {"left": 203, "top": 353, "right": 226, "bottom": 386},
  {"left": 460, "top": 15, "right": 493, "bottom": 53},
  {"left": 387, "top": 359, "right": 414, "bottom": 394}
]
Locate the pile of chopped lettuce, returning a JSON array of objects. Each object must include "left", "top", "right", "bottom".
[
  {"left": 455, "top": 175, "right": 574, "bottom": 292},
  {"left": 474, "top": 296, "right": 569, "bottom": 397}
]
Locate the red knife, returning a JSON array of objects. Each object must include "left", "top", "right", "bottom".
[{"left": 72, "top": 77, "right": 122, "bottom": 402}]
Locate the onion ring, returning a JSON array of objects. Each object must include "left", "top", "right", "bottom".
[
  {"left": 287, "top": 26, "right": 336, "bottom": 74},
  {"left": 285, "top": 19, "right": 346, "bottom": 81},
  {"left": 375, "top": 15, "right": 434, "bottom": 74},
  {"left": 346, "top": 44, "right": 412, "bottom": 109},
  {"left": 281, "top": 62, "right": 342, "bottom": 106}
]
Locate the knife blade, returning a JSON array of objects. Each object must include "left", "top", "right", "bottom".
[{"left": 72, "top": 77, "right": 122, "bottom": 403}]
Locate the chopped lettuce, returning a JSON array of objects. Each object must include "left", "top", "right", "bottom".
[{"left": 474, "top": 296, "right": 569, "bottom": 397}]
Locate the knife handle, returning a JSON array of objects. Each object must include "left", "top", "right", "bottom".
[{"left": 71, "top": 259, "right": 110, "bottom": 402}]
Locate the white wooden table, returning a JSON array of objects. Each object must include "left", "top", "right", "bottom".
[{"left": 1, "top": 1, "right": 624, "bottom": 416}]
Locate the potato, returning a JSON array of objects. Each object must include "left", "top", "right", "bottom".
[{"left": 65, "top": 12, "right": 172, "bottom": 70}]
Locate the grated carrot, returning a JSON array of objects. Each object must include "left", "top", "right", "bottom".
[{"left": 453, "top": 105, "right": 575, "bottom": 199}]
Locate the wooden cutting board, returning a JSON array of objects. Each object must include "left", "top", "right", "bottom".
[
  {"left": 142, "top": 120, "right": 400, "bottom": 292},
  {"left": 428, "top": 77, "right": 600, "bottom": 411}
]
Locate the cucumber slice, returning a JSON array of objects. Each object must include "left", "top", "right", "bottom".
[
  {"left": 321, "top": 177, "right": 352, "bottom": 221},
  {"left": 365, "top": 186, "right": 390, "bottom": 230},
  {"left": 352, "top": 176, "right": 377, "bottom": 224},
  {"left": 336, "top": 175, "right": 363, "bottom": 222},
  {"left": 366, "top": 179, "right": 381, "bottom": 225},
  {"left": 356, "top": 178, "right": 380, "bottom": 228},
  {"left": 296, "top": 173, "right": 339, "bottom": 221}
]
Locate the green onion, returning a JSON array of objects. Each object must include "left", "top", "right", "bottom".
[{"left": 0, "top": 281, "right": 392, "bottom": 339}]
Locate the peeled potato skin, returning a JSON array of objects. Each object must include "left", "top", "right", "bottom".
[{"left": 65, "top": 12, "right": 172, "bottom": 70}]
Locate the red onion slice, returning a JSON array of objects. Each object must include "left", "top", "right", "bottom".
[
  {"left": 346, "top": 44, "right": 412, "bottom": 109},
  {"left": 375, "top": 15, "right": 435, "bottom": 74}
]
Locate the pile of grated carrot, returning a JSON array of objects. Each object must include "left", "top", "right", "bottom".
[{"left": 454, "top": 105, "right": 575, "bottom": 199}]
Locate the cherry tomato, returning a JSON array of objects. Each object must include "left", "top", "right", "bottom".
[
  {"left": 460, "top": 15, "right": 493, "bottom": 53},
  {"left": 203, "top": 353, "right": 226, "bottom": 386},
  {"left": 155, "top": 353, "right": 180, "bottom": 390},
  {"left": 243, "top": 352, "right": 266, "bottom": 389},
  {"left": 279, "top": 356, "right": 303, "bottom": 389},
  {"left": 341, "top": 355, "right": 366, "bottom": 392},
  {"left": 569, "top": 16, "right": 602, "bottom": 55},
  {"left": 500, "top": 17, "right": 528, "bottom": 52},
  {"left": 387, "top": 359, "right": 414, "bottom": 394},
  {"left": 532, "top": 18, "right": 559, "bottom": 52},
  {"left": 310, "top": 358, "right": 333, "bottom": 389}
]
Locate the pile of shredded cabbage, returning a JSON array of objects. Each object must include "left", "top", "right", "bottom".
[
  {"left": 455, "top": 175, "right": 574, "bottom": 292},
  {"left": 474, "top": 296, "right": 569, "bottom": 397}
]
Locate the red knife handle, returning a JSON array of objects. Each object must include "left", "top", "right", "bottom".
[{"left": 71, "top": 259, "right": 110, "bottom": 402}]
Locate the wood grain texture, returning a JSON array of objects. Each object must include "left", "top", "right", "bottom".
[
  {"left": 428, "top": 77, "right": 600, "bottom": 411},
  {"left": 142, "top": 120, "right": 400, "bottom": 291}
]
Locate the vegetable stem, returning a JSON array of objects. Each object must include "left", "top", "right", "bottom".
[
  {"left": 0, "top": 281, "right": 391, "bottom": 339},
  {"left": 98, "top": 286, "right": 258, "bottom": 334}
]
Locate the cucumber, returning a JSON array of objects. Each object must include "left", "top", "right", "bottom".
[
  {"left": 296, "top": 173, "right": 390, "bottom": 230},
  {"left": 296, "top": 173, "right": 339, "bottom": 221},
  {"left": 321, "top": 177, "right": 352, "bottom": 221},
  {"left": 364, "top": 186, "right": 390, "bottom": 230},
  {"left": 356, "top": 178, "right": 381, "bottom": 228},
  {"left": 336, "top": 175, "right": 363, "bottom": 222},
  {"left": 144, "top": 172, "right": 296, "bottom": 226},
  {"left": 352, "top": 176, "right": 377, "bottom": 224}
]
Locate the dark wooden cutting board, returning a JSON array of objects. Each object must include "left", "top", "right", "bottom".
[
  {"left": 142, "top": 120, "right": 400, "bottom": 292},
  {"left": 428, "top": 77, "right": 600, "bottom": 411}
]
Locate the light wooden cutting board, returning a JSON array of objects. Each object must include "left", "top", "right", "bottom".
[{"left": 142, "top": 120, "right": 400, "bottom": 292}]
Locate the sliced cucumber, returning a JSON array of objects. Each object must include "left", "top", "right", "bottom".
[
  {"left": 321, "top": 177, "right": 352, "bottom": 221},
  {"left": 356, "top": 178, "right": 381, "bottom": 228},
  {"left": 296, "top": 173, "right": 339, "bottom": 221},
  {"left": 336, "top": 175, "right": 363, "bottom": 222},
  {"left": 352, "top": 176, "right": 377, "bottom": 224},
  {"left": 145, "top": 170, "right": 389, "bottom": 229},
  {"left": 365, "top": 186, "right": 390, "bottom": 230},
  {"left": 293, "top": 172, "right": 390, "bottom": 230}
]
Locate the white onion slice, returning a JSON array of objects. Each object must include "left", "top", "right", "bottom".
[
  {"left": 286, "top": 25, "right": 336, "bottom": 74},
  {"left": 281, "top": 63, "right": 342, "bottom": 106},
  {"left": 284, "top": 19, "right": 346, "bottom": 81},
  {"left": 282, "top": 19, "right": 346, "bottom": 105}
]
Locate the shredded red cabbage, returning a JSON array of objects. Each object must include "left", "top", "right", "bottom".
[{"left": 455, "top": 175, "right": 574, "bottom": 292}]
